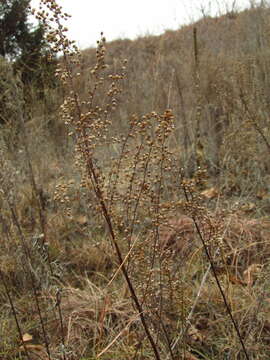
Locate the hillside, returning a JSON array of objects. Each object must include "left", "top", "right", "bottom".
[
  {"left": 1, "top": 3, "right": 270, "bottom": 359},
  {"left": 75, "top": 5, "right": 270, "bottom": 199}
]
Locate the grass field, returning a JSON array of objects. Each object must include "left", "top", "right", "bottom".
[{"left": 1, "top": 1, "right": 270, "bottom": 359}]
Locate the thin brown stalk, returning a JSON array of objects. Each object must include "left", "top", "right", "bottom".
[
  {"left": 5, "top": 197, "right": 52, "bottom": 360},
  {"left": 0, "top": 249, "right": 31, "bottom": 360},
  {"left": 239, "top": 89, "right": 270, "bottom": 153},
  {"left": 182, "top": 184, "right": 250, "bottom": 360},
  {"left": 55, "top": 19, "right": 162, "bottom": 360}
]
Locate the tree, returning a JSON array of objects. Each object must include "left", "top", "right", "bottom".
[
  {"left": 0, "top": 0, "right": 33, "bottom": 59},
  {"left": 0, "top": 0, "right": 57, "bottom": 98}
]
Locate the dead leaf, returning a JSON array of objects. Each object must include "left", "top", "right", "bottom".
[
  {"left": 201, "top": 187, "right": 218, "bottom": 199},
  {"left": 19, "top": 344, "right": 45, "bottom": 351},
  {"left": 183, "top": 350, "right": 200, "bottom": 360},
  {"left": 19, "top": 344, "right": 49, "bottom": 360},
  {"left": 228, "top": 273, "right": 246, "bottom": 286},
  {"left": 22, "top": 333, "right": 33, "bottom": 342}
]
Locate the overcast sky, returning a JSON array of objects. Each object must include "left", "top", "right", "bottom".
[{"left": 30, "top": 0, "right": 255, "bottom": 49}]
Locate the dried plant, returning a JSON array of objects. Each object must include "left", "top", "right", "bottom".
[{"left": 1, "top": 1, "right": 270, "bottom": 359}]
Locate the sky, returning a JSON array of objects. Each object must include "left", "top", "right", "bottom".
[{"left": 30, "top": 0, "right": 255, "bottom": 49}]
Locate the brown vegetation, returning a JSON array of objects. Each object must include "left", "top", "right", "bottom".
[{"left": 1, "top": 1, "right": 270, "bottom": 359}]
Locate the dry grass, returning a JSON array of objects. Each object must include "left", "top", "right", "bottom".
[{"left": 1, "top": 1, "right": 270, "bottom": 359}]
